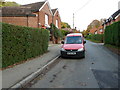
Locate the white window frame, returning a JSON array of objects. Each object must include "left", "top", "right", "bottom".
[
  {"left": 95, "top": 31, "right": 97, "bottom": 34},
  {"left": 100, "top": 29, "right": 103, "bottom": 32},
  {"left": 56, "top": 19, "right": 58, "bottom": 28},
  {"left": 45, "top": 14, "right": 49, "bottom": 25}
]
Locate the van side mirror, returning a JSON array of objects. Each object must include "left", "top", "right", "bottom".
[
  {"left": 61, "top": 41, "right": 64, "bottom": 44},
  {"left": 84, "top": 41, "right": 86, "bottom": 44}
]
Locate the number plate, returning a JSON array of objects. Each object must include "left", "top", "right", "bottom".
[{"left": 67, "top": 52, "right": 76, "bottom": 55}]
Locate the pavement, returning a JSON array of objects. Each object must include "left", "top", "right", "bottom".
[{"left": 2, "top": 44, "right": 61, "bottom": 89}]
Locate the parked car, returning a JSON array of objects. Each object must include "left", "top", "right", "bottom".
[{"left": 60, "top": 33, "right": 86, "bottom": 58}]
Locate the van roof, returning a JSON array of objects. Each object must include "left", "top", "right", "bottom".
[{"left": 67, "top": 33, "right": 83, "bottom": 37}]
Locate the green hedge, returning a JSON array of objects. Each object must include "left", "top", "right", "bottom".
[
  {"left": 104, "top": 21, "right": 120, "bottom": 47},
  {"left": 86, "top": 34, "right": 104, "bottom": 43},
  {"left": 2, "top": 23, "right": 49, "bottom": 68}
]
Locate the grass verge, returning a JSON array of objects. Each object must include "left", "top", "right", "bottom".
[{"left": 85, "top": 38, "right": 103, "bottom": 43}]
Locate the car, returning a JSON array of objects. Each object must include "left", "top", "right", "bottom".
[{"left": 60, "top": 33, "right": 86, "bottom": 58}]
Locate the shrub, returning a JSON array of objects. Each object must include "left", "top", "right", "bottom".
[
  {"left": 60, "top": 29, "right": 70, "bottom": 39},
  {"left": 104, "top": 21, "right": 120, "bottom": 47},
  {"left": 2, "top": 23, "right": 49, "bottom": 68},
  {"left": 86, "top": 34, "right": 104, "bottom": 42},
  {"left": 50, "top": 23, "right": 62, "bottom": 39}
]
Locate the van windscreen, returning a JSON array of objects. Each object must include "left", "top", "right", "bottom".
[{"left": 65, "top": 36, "right": 82, "bottom": 44}]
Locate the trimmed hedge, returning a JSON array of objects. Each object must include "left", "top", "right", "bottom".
[
  {"left": 86, "top": 34, "right": 104, "bottom": 43},
  {"left": 104, "top": 21, "right": 120, "bottom": 47},
  {"left": 2, "top": 23, "right": 49, "bottom": 68}
]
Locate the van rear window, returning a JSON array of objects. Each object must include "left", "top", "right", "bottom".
[{"left": 65, "top": 36, "right": 82, "bottom": 44}]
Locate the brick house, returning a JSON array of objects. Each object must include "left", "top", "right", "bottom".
[
  {"left": 89, "top": 25, "right": 104, "bottom": 34},
  {"left": 89, "top": 27, "right": 97, "bottom": 34},
  {"left": 102, "top": 9, "right": 120, "bottom": 29},
  {"left": 1, "top": 0, "right": 61, "bottom": 29},
  {"left": 52, "top": 8, "right": 61, "bottom": 29},
  {"left": 89, "top": 9, "right": 120, "bottom": 34}
]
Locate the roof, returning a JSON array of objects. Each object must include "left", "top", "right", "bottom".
[
  {"left": 52, "top": 8, "right": 58, "bottom": 15},
  {"left": 67, "top": 33, "right": 83, "bottom": 37},
  {"left": 111, "top": 9, "right": 120, "bottom": 19},
  {"left": 21, "top": 1, "right": 45, "bottom": 12},
  {"left": 102, "top": 9, "right": 120, "bottom": 25},
  {"left": 1, "top": 1, "right": 53, "bottom": 17},
  {"left": 1, "top": 6, "right": 36, "bottom": 17}
]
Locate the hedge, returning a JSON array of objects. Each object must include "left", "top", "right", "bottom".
[
  {"left": 2, "top": 23, "right": 49, "bottom": 68},
  {"left": 104, "top": 21, "right": 120, "bottom": 47},
  {"left": 86, "top": 34, "right": 104, "bottom": 43}
]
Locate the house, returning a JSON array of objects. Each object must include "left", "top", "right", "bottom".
[
  {"left": 89, "top": 27, "right": 97, "bottom": 34},
  {"left": 52, "top": 8, "right": 61, "bottom": 29},
  {"left": 1, "top": 0, "right": 61, "bottom": 29},
  {"left": 97, "top": 26, "right": 104, "bottom": 34},
  {"left": 89, "top": 9, "right": 120, "bottom": 34},
  {"left": 102, "top": 9, "right": 120, "bottom": 29},
  {"left": 89, "top": 25, "right": 104, "bottom": 34}
]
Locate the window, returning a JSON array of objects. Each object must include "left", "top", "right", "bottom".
[
  {"left": 65, "top": 36, "right": 82, "bottom": 44},
  {"left": 95, "top": 31, "right": 97, "bottom": 34},
  {"left": 100, "top": 29, "right": 103, "bottom": 32},
  {"left": 45, "top": 14, "right": 49, "bottom": 25},
  {"left": 56, "top": 20, "right": 58, "bottom": 28}
]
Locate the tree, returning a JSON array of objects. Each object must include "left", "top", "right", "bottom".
[
  {"left": 50, "top": 23, "right": 62, "bottom": 44},
  {"left": 61, "top": 22, "right": 71, "bottom": 29},
  {"left": 0, "top": 0, "right": 20, "bottom": 7},
  {"left": 86, "top": 19, "right": 101, "bottom": 31}
]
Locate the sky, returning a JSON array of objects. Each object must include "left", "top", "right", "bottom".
[{"left": 6, "top": 0, "right": 120, "bottom": 31}]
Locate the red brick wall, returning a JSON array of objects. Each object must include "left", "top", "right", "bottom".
[
  {"left": 89, "top": 27, "right": 97, "bottom": 34},
  {"left": 28, "top": 17, "right": 38, "bottom": 28},
  {"left": 89, "top": 26, "right": 104, "bottom": 34},
  {"left": 53, "top": 11, "right": 61, "bottom": 29},
  {"left": 2, "top": 16, "right": 38, "bottom": 28},
  {"left": 97, "top": 26, "right": 104, "bottom": 34},
  {"left": 2, "top": 17, "right": 28, "bottom": 27},
  {"left": 39, "top": 3, "right": 52, "bottom": 27}
]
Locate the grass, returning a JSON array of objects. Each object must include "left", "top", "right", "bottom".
[{"left": 85, "top": 38, "right": 103, "bottom": 43}]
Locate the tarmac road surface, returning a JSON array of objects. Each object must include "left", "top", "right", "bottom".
[{"left": 28, "top": 40, "right": 119, "bottom": 88}]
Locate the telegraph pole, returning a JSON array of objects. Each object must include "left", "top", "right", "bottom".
[{"left": 73, "top": 13, "right": 74, "bottom": 29}]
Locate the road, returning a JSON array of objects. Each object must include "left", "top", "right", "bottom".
[{"left": 27, "top": 40, "right": 119, "bottom": 88}]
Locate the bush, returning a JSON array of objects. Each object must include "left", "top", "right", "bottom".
[
  {"left": 104, "top": 21, "right": 120, "bottom": 47},
  {"left": 60, "top": 29, "right": 70, "bottom": 39},
  {"left": 2, "top": 23, "right": 49, "bottom": 68},
  {"left": 86, "top": 34, "right": 104, "bottom": 43},
  {"left": 50, "top": 23, "right": 62, "bottom": 39}
]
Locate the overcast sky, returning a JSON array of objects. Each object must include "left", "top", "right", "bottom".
[{"left": 6, "top": 0, "right": 120, "bottom": 31}]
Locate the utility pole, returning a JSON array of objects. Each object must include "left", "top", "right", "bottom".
[{"left": 73, "top": 13, "right": 74, "bottom": 29}]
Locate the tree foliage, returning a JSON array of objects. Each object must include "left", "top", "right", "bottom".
[
  {"left": 61, "top": 22, "right": 71, "bottom": 29},
  {"left": 2, "top": 23, "right": 49, "bottom": 68},
  {"left": 0, "top": 0, "right": 20, "bottom": 7},
  {"left": 50, "top": 23, "right": 62, "bottom": 39},
  {"left": 104, "top": 21, "right": 120, "bottom": 46},
  {"left": 87, "top": 20, "right": 101, "bottom": 31}
]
